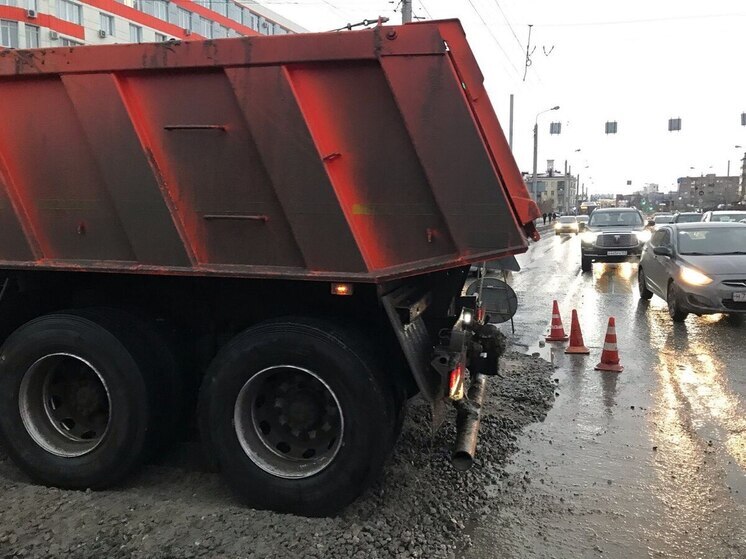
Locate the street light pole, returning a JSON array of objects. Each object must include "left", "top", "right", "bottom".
[
  {"left": 531, "top": 105, "right": 559, "bottom": 202},
  {"left": 401, "top": 0, "right": 412, "bottom": 23}
]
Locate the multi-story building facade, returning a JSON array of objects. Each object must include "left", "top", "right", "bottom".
[
  {"left": 1, "top": 0, "right": 304, "bottom": 50},
  {"left": 524, "top": 168, "right": 578, "bottom": 214},
  {"left": 677, "top": 174, "right": 741, "bottom": 209}
]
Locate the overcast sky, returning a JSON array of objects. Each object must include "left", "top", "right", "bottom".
[{"left": 259, "top": 0, "right": 746, "bottom": 196}]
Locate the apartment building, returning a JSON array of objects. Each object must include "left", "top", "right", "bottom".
[{"left": 0, "top": 0, "right": 305, "bottom": 50}]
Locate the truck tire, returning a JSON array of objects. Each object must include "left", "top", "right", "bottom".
[
  {"left": 71, "top": 308, "right": 185, "bottom": 454},
  {"left": 0, "top": 313, "right": 153, "bottom": 489},
  {"left": 199, "top": 318, "right": 395, "bottom": 516},
  {"left": 581, "top": 254, "right": 592, "bottom": 273}
]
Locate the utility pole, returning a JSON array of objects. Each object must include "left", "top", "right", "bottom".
[
  {"left": 402, "top": 0, "right": 412, "bottom": 23},
  {"left": 531, "top": 122, "right": 538, "bottom": 201},
  {"left": 509, "top": 94, "right": 514, "bottom": 151},
  {"left": 532, "top": 106, "right": 559, "bottom": 202}
]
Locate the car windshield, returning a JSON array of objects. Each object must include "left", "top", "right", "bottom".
[
  {"left": 577, "top": 216, "right": 589, "bottom": 222},
  {"left": 654, "top": 215, "right": 673, "bottom": 223},
  {"left": 709, "top": 212, "right": 746, "bottom": 222},
  {"left": 588, "top": 211, "right": 643, "bottom": 227},
  {"left": 559, "top": 217, "right": 576, "bottom": 223},
  {"left": 675, "top": 214, "right": 702, "bottom": 223},
  {"left": 677, "top": 227, "right": 746, "bottom": 255}
]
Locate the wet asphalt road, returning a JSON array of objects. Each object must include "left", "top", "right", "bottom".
[{"left": 467, "top": 232, "right": 746, "bottom": 559}]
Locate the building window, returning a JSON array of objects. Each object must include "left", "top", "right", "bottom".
[
  {"left": 129, "top": 23, "right": 142, "bottom": 43},
  {"left": 57, "top": 0, "right": 82, "bottom": 24},
  {"left": 0, "top": 19, "right": 19, "bottom": 48},
  {"left": 152, "top": 0, "right": 167, "bottom": 21},
  {"left": 199, "top": 16, "right": 212, "bottom": 38},
  {"left": 214, "top": 23, "right": 228, "bottom": 38},
  {"left": 155, "top": 32, "right": 167, "bottom": 41},
  {"left": 243, "top": 10, "right": 258, "bottom": 30},
  {"left": 227, "top": 2, "right": 241, "bottom": 23},
  {"left": 210, "top": 0, "right": 226, "bottom": 16},
  {"left": 60, "top": 37, "right": 82, "bottom": 46},
  {"left": 176, "top": 6, "right": 191, "bottom": 30},
  {"left": 26, "top": 0, "right": 37, "bottom": 11},
  {"left": 25, "top": 23, "right": 39, "bottom": 47},
  {"left": 100, "top": 13, "right": 115, "bottom": 35}
]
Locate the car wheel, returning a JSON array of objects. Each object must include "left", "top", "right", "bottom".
[
  {"left": 581, "top": 255, "right": 592, "bottom": 273},
  {"left": 667, "top": 282, "right": 689, "bottom": 322},
  {"left": 638, "top": 268, "right": 654, "bottom": 300},
  {"left": 199, "top": 318, "right": 395, "bottom": 516}
]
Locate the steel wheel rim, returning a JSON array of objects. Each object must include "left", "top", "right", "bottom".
[
  {"left": 19, "top": 353, "right": 111, "bottom": 458},
  {"left": 233, "top": 365, "right": 344, "bottom": 479}
]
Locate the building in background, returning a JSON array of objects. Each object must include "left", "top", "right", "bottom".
[
  {"left": 523, "top": 160, "right": 578, "bottom": 214},
  {"left": 677, "top": 174, "right": 741, "bottom": 210},
  {"left": 0, "top": 0, "right": 305, "bottom": 49}
]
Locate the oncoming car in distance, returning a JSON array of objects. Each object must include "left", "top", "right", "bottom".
[
  {"left": 637, "top": 222, "right": 746, "bottom": 322},
  {"left": 579, "top": 208, "right": 650, "bottom": 272},
  {"left": 555, "top": 215, "right": 579, "bottom": 235}
]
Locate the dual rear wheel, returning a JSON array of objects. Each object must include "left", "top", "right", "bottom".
[{"left": 0, "top": 312, "right": 399, "bottom": 516}]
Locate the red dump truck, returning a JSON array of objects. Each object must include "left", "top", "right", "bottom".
[{"left": 0, "top": 20, "right": 540, "bottom": 516}]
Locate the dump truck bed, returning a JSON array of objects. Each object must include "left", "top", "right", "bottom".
[{"left": 0, "top": 20, "right": 540, "bottom": 283}]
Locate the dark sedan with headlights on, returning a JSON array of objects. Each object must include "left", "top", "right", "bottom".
[
  {"left": 579, "top": 208, "right": 650, "bottom": 272},
  {"left": 638, "top": 222, "right": 746, "bottom": 322}
]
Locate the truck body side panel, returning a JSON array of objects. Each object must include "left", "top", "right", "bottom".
[{"left": 0, "top": 21, "right": 539, "bottom": 283}]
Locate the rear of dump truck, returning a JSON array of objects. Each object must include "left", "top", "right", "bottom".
[{"left": 0, "top": 21, "right": 540, "bottom": 516}]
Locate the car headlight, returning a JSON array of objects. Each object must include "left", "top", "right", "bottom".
[
  {"left": 679, "top": 265, "right": 712, "bottom": 286},
  {"left": 581, "top": 231, "right": 598, "bottom": 243},
  {"left": 635, "top": 230, "right": 652, "bottom": 243}
]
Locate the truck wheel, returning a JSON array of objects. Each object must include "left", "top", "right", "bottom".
[
  {"left": 581, "top": 255, "right": 592, "bottom": 273},
  {"left": 71, "top": 308, "right": 185, "bottom": 454},
  {"left": 0, "top": 313, "right": 152, "bottom": 489},
  {"left": 199, "top": 319, "right": 395, "bottom": 516}
]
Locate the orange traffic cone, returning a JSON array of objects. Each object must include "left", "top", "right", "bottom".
[
  {"left": 595, "top": 317, "right": 624, "bottom": 372},
  {"left": 546, "top": 300, "right": 569, "bottom": 342},
  {"left": 565, "top": 309, "right": 590, "bottom": 354}
]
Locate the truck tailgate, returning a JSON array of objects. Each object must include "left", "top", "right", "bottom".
[{"left": 0, "top": 20, "right": 539, "bottom": 283}]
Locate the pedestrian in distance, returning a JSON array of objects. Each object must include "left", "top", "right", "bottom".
[{"left": 542, "top": 213, "right": 547, "bottom": 225}]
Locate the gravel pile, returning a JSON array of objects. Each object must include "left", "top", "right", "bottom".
[{"left": 0, "top": 352, "right": 555, "bottom": 559}]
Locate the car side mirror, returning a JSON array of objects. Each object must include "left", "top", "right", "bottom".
[
  {"left": 578, "top": 222, "right": 587, "bottom": 231},
  {"left": 647, "top": 220, "right": 655, "bottom": 227},
  {"left": 653, "top": 246, "right": 672, "bottom": 257}
]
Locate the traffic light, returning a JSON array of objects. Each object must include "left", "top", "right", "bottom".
[
  {"left": 605, "top": 121, "right": 618, "bottom": 134},
  {"left": 668, "top": 118, "right": 682, "bottom": 131}
]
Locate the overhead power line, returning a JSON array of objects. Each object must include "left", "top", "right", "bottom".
[
  {"left": 490, "top": 0, "right": 523, "bottom": 51},
  {"left": 464, "top": 0, "right": 521, "bottom": 78},
  {"left": 528, "top": 12, "right": 746, "bottom": 28}
]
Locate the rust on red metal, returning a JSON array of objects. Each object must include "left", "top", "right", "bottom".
[{"left": 0, "top": 21, "right": 540, "bottom": 283}]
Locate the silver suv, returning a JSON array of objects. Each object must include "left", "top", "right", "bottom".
[{"left": 579, "top": 208, "right": 650, "bottom": 272}]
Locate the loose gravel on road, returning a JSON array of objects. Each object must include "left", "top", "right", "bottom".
[{"left": 0, "top": 352, "right": 555, "bottom": 559}]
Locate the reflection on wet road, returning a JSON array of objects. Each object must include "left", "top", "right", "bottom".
[{"left": 467, "top": 234, "right": 746, "bottom": 559}]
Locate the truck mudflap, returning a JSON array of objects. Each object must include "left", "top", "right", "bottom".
[{"left": 382, "top": 283, "right": 507, "bottom": 470}]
